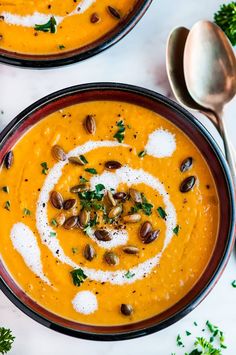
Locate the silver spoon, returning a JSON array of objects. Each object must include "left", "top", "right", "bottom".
[{"left": 184, "top": 20, "right": 236, "bottom": 185}]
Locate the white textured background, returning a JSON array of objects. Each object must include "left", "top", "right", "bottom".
[{"left": 0, "top": 0, "right": 236, "bottom": 354}]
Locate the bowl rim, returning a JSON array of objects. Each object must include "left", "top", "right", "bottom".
[
  {"left": 0, "top": 0, "right": 152, "bottom": 68},
  {"left": 0, "top": 82, "right": 235, "bottom": 341}
]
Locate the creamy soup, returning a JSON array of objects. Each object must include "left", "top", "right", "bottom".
[
  {"left": 0, "top": 0, "right": 137, "bottom": 55},
  {"left": 0, "top": 101, "right": 219, "bottom": 325}
]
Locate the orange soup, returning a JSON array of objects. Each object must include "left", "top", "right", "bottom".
[
  {"left": 0, "top": 0, "right": 137, "bottom": 55},
  {"left": 0, "top": 100, "right": 219, "bottom": 325}
]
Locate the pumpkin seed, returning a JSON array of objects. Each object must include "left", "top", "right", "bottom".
[
  {"left": 84, "top": 244, "right": 96, "bottom": 261},
  {"left": 106, "top": 190, "right": 117, "bottom": 207},
  {"left": 105, "top": 160, "right": 122, "bottom": 170},
  {"left": 113, "top": 192, "right": 127, "bottom": 201},
  {"left": 51, "top": 145, "right": 66, "bottom": 161},
  {"left": 129, "top": 188, "right": 142, "bottom": 203},
  {"left": 104, "top": 251, "right": 119, "bottom": 265},
  {"left": 94, "top": 229, "right": 111, "bottom": 241},
  {"left": 90, "top": 12, "right": 100, "bottom": 23},
  {"left": 120, "top": 304, "right": 133, "bottom": 316},
  {"left": 143, "top": 230, "right": 160, "bottom": 244},
  {"left": 107, "top": 6, "right": 121, "bottom": 19},
  {"left": 84, "top": 115, "right": 96, "bottom": 134},
  {"left": 79, "top": 209, "right": 90, "bottom": 227},
  {"left": 180, "top": 176, "right": 196, "bottom": 193},
  {"left": 108, "top": 205, "right": 122, "bottom": 219},
  {"left": 70, "top": 184, "right": 87, "bottom": 193},
  {"left": 63, "top": 199, "right": 76, "bottom": 210},
  {"left": 122, "top": 245, "right": 139, "bottom": 255},
  {"left": 140, "top": 221, "right": 152, "bottom": 239},
  {"left": 123, "top": 213, "right": 141, "bottom": 223},
  {"left": 55, "top": 212, "right": 66, "bottom": 226},
  {"left": 4, "top": 151, "right": 14, "bottom": 169},
  {"left": 180, "top": 157, "right": 193, "bottom": 172},
  {"left": 63, "top": 216, "right": 78, "bottom": 230},
  {"left": 68, "top": 156, "right": 87, "bottom": 166},
  {"left": 50, "top": 191, "right": 64, "bottom": 209}
]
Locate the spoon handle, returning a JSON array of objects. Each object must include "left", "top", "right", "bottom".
[{"left": 217, "top": 112, "right": 236, "bottom": 187}]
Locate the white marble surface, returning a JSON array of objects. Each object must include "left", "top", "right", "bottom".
[{"left": 0, "top": 0, "right": 236, "bottom": 354}]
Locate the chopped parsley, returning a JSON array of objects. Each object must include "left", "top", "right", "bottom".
[
  {"left": 125, "top": 271, "right": 135, "bottom": 279},
  {"left": 79, "top": 155, "right": 88, "bottom": 164},
  {"left": 70, "top": 268, "right": 87, "bottom": 287},
  {"left": 41, "top": 162, "right": 49, "bottom": 175},
  {"left": 186, "top": 330, "right": 192, "bottom": 336},
  {"left": 4, "top": 200, "right": 10, "bottom": 211},
  {"left": 231, "top": 280, "right": 236, "bottom": 288},
  {"left": 2, "top": 186, "right": 9, "bottom": 193},
  {"left": 49, "top": 231, "right": 57, "bottom": 237},
  {"left": 113, "top": 120, "right": 125, "bottom": 143},
  {"left": 173, "top": 225, "right": 180, "bottom": 235},
  {"left": 84, "top": 168, "right": 97, "bottom": 175},
  {"left": 157, "top": 206, "right": 167, "bottom": 219},
  {"left": 58, "top": 44, "right": 65, "bottom": 50},
  {"left": 35, "top": 16, "right": 57, "bottom": 33},
  {"left": 51, "top": 218, "right": 58, "bottom": 226},
  {"left": 138, "top": 150, "right": 146, "bottom": 158},
  {"left": 176, "top": 334, "right": 184, "bottom": 347},
  {"left": 23, "top": 208, "right": 31, "bottom": 216},
  {"left": 130, "top": 193, "right": 153, "bottom": 216},
  {"left": 80, "top": 176, "right": 88, "bottom": 183}
]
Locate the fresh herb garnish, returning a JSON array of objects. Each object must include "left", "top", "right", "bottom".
[
  {"left": 2, "top": 186, "right": 9, "bottom": 193},
  {"left": 231, "top": 280, "right": 236, "bottom": 288},
  {"left": 84, "top": 168, "right": 97, "bottom": 175},
  {"left": 173, "top": 225, "right": 180, "bottom": 235},
  {"left": 214, "top": 2, "right": 236, "bottom": 46},
  {"left": 113, "top": 120, "right": 125, "bottom": 143},
  {"left": 70, "top": 268, "right": 87, "bottom": 287},
  {"left": 176, "top": 334, "right": 184, "bottom": 347},
  {"left": 41, "top": 162, "right": 49, "bottom": 175},
  {"left": 79, "top": 155, "right": 88, "bottom": 165},
  {"left": 157, "top": 206, "right": 167, "bottom": 219},
  {"left": 186, "top": 330, "right": 192, "bottom": 336},
  {"left": 80, "top": 176, "right": 88, "bottom": 183},
  {"left": 58, "top": 44, "right": 65, "bottom": 50},
  {"left": 23, "top": 208, "right": 31, "bottom": 216},
  {"left": 0, "top": 327, "right": 15, "bottom": 354},
  {"left": 51, "top": 218, "right": 58, "bottom": 226},
  {"left": 130, "top": 193, "right": 153, "bottom": 216},
  {"left": 4, "top": 200, "right": 10, "bottom": 211},
  {"left": 138, "top": 150, "right": 146, "bottom": 158},
  {"left": 72, "top": 247, "right": 78, "bottom": 254},
  {"left": 35, "top": 16, "right": 57, "bottom": 33},
  {"left": 49, "top": 231, "right": 57, "bottom": 237},
  {"left": 194, "top": 321, "right": 198, "bottom": 326},
  {"left": 125, "top": 270, "right": 135, "bottom": 279}
]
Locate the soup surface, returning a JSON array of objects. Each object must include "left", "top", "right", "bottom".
[
  {"left": 0, "top": 0, "right": 137, "bottom": 55},
  {"left": 0, "top": 100, "right": 219, "bottom": 325}
]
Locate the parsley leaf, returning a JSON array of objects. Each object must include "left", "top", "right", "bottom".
[
  {"left": 114, "top": 120, "right": 125, "bottom": 143},
  {"left": 79, "top": 155, "right": 88, "bottom": 165},
  {"left": 84, "top": 168, "right": 97, "bottom": 175},
  {"left": 157, "top": 206, "right": 167, "bottom": 219},
  {"left": 176, "top": 334, "right": 184, "bottom": 347},
  {"left": 41, "top": 162, "right": 49, "bottom": 175},
  {"left": 70, "top": 268, "right": 87, "bottom": 286},
  {"left": 173, "top": 225, "right": 180, "bottom": 235},
  {"left": 49, "top": 231, "right": 57, "bottom": 237},
  {"left": 35, "top": 16, "right": 57, "bottom": 33},
  {"left": 125, "top": 271, "right": 135, "bottom": 279},
  {"left": 231, "top": 280, "right": 236, "bottom": 288}
]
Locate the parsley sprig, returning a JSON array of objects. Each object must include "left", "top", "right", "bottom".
[
  {"left": 70, "top": 268, "right": 87, "bottom": 287},
  {"left": 214, "top": 2, "right": 236, "bottom": 46},
  {"left": 130, "top": 193, "right": 153, "bottom": 216},
  {"left": 0, "top": 327, "right": 15, "bottom": 354}
]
